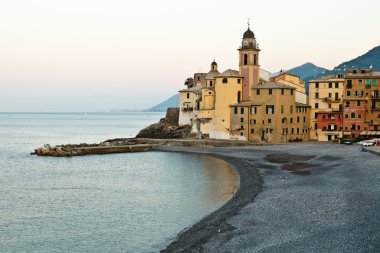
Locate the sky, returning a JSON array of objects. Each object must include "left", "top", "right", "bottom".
[{"left": 1, "top": 0, "right": 380, "bottom": 112}]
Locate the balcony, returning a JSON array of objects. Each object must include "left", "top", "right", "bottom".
[{"left": 182, "top": 107, "right": 194, "bottom": 112}]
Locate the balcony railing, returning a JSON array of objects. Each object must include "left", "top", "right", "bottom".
[{"left": 182, "top": 107, "right": 194, "bottom": 112}]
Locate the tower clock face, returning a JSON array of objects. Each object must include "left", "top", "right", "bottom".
[{"left": 243, "top": 41, "right": 248, "bottom": 46}]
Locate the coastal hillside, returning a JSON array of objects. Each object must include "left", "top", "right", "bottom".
[
  {"left": 301, "top": 45, "right": 380, "bottom": 90},
  {"left": 287, "top": 62, "right": 328, "bottom": 80},
  {"left": 146, "top": 94, "right": 179, "bottom": 112}
]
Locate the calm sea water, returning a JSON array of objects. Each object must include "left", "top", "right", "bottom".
[{"left": 0, "top": 112, "right": 238, "bottom": 253}]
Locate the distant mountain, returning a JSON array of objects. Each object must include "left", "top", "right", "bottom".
[
  {"left": 287, "top": 62, "right": 328, "bottom": 81},
  {"left": 146, "top": 94, "right": 179, "bottom": 112},
  {"left": 288, "top": 45, "right": 380, "bottom": 92}
]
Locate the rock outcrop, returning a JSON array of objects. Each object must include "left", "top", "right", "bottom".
[{"left": 136, "top": 118, "right": 191, "bottom": 139}]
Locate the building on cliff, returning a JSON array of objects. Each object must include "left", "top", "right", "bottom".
[{"left": 178, "top": 25, "right": 309, "bottom": 143}]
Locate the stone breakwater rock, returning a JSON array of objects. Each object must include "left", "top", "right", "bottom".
[
  {"left": 136, "top": 118, "right": 191, "bottom": 139},
  {"left": 34, "top": 144, "right": 73, "bottom": 157}
]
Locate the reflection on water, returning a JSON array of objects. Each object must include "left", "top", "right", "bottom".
[{"left": 200, "top": 156, "right": 239, "bottom": 203}]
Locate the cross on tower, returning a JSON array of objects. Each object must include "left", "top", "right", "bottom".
[{"left": 247, "top": 18, "right": 251, "bottom": 28}]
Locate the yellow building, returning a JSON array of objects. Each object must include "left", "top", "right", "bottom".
[
  {"left": 308, "top": 75, "right": 344, "bottom": 140},
  {"left": 230, "top": 82, "right": 310, "bottom": 143},
  {"left": 272, "top": 72, "right": 308, "bottom": 104}
]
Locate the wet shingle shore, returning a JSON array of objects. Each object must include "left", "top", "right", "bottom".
[{"left": 158, "top": 143, "right": 380, "bottom": 253}]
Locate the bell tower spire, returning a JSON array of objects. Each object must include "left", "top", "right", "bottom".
[{"left": 238, "top": 22, "right": 260, "bottom": 101}]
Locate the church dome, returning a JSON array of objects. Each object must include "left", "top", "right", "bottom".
[
  {"left": 243, "top": 28, "right": 255, "bottom": 39},
  {"left": 211, "top": 60, "right": 217, "bottom": 66}
]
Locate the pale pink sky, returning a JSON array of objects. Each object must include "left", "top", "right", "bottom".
[{"left": 1, "top": 0, "right": 379, "bottom": 112}]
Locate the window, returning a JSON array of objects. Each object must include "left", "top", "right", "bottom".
[
  {"left": 250, "top": 119, "right": 256, "bottom": 125},
  {"left": 373, "top": 79, "right": 377, "bottom": 85},
  {"left": 328, "top": 104, "right": 332, "bottom": 109},
  {"left": 256, "top": 89, "right": 260, "bottom": 95},
  {"left": 266, "top": 105, "right": 275, "bottom": 114},
  {"left": 281, "top": 105, "right": 284, "bottom": 114},
  {"left": 366, "top": 79, "right": 371, "bottom": 86},
  {"left": 359, "top": 79, "right": 362, "bottom": 85},
  {"left": 240, "top": 117, "right": 244, "bottom": 123},
  {"left": 243, "top": 54, "right": 248, "bottom": 65},
  {"left": 335, "top": 82, "right": 339, "bottom": 88},
  {"left": 234, "top": 107, "right": 238, "bottom": 114},
  {"left": 291, "top": 128, "right": 294, "bottom": 134},
  {"left": 254, "top": 54, "right": 257, "bottom": 65},
  {"left": 329, "top": 83, "right": 332, "bottom": 88},
  {"left": 347, "top": 91, "right": 351, "bottom": 96},
  {"left": 335, "top": 92, "right": 339, "bottom": 100},
  {"left": 281, "top": 89, "right": 284, "bottom": 95},
  {"left": 314, "top": 123, "right": 318, "bottom": 129},
  {"left": 283, "top": 128, "right": 288, "bottom": 135},
  {"left": 315, "top": 92, "right": 319, "bottom": 98},
  {"left": 358, "top": 114, "right": 362, "bottom": 119},
  {"left": 251, "top": 106, "right": 257, "bottom": 114},
  {"left": 291, "top": 90, "right": 294, "bottom": 95},
  {"left": 303, "top": 117, "right": 306, "bottom": 123},
  {"left": 357, "top": 101, "right": 361, "bottom": 106},
  {"left": 323, "top": 115, "right": 326, "bottom": 119},
  {"left": 329, "top": 92, "right": 332, "bottom": 98},
  {"left": 223, "top": 78, "right": 228, "bottom": 84},
  {"left": 347, "top": 80, "right": 352, "bottom": 88},
  {"left": 361, "top": 69, "right": 366, "bottom": 74},
  {"left": 290, "top": 105, "right": 293, "bottom": 114},
  {"left": 345, "top": 101, "right": 350, "bottom": 107},
  {"left": 237, "top": 91, "right": 241, "bottom": 103},
  {"left": 290, "top": 118, "right": 293, "bottom": 123},
  {"left": 237, "top": 79, "right": 241, "bottom": 84},
  {"left": 268, "top": 89, "right": 272, "bottom": 95},
  {"left": 345, "top": 114, "right": 348, "bottom": 118},
  {"left": 240, "top": 132, "right": 244, "bottom": 136},
  {"left": 314, "top": 112, "right": 318, "bottom": 118},
  {"left": 315, "top": 103, "right": 319, "bottom": 109},
  {"left": 251, "top": 129, "right": 254, "bottom": 134},
  {"left": 186, "top": 93, "right": 190, "bottom": 99},
  {"left": 351, "top": 112, "right": 355, "bottom": 118},
  {"left": 353, "top": 70, "right": 357, "bottom": 74},
  {"left": 316, "top": 82, "right": 319, "bottom": 88},
  {"left": 297, "top": 116, "right": 300, "bottom": 123},
  {"left": 240, "top": 107, "right": 244, "bottom": 114},
  {"left": 268, "top": 119, "right": 272, "bottom": 123},
  {"left": 297, "top": 128, "right": 300, "bottom": 134}
]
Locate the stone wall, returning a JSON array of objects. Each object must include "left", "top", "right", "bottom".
[{"left": 166, "top": 107, "right": 179, "bottom": 126}]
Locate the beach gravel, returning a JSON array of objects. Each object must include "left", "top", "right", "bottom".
[{"left": 158, "top": 142, "right": 380, "bottom": 253}]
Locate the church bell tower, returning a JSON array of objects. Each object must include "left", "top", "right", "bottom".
[{"left": 238, "top": 22, "right": 260, "bottom": 101}]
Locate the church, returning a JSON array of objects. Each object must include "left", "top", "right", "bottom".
[{"left": 178, "top": 25, "right": 310, "bottom": 143}]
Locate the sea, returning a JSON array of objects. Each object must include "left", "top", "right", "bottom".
[{"left": 0, "top": 112, "right": 238, "bottom": 253}]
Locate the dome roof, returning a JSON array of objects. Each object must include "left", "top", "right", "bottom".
[
  {"left": 243, "top": 28, "right": 255, "bottom": 39},
  {"left": 211, "top": 61, "right": 218, "bottom": 66}
]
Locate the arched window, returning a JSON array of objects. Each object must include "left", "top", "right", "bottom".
[
  {"left": 282, "top": 118, "right": 287, "bottom": 124},
  {"left": 237, "top": 91, "right": 241, "bottom": 103},
  {"left": 254, "top": 54, "right": 257, "bottom": 65},
  {"left": 222, "top": 78, "right": 228, "bottom": 84},
  {"left": 210, "top": 81, "right": 213, "bottom": 86},
  {"left": 244, "top": 54, "right": 248, "bottom": 65}
]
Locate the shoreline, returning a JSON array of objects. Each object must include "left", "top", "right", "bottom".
[
  {"left": 158, "top": 147, "right": 264, "bottom": 252},
  {"left": 158, "top": 144, "right": 380, "bottom": 252}
]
